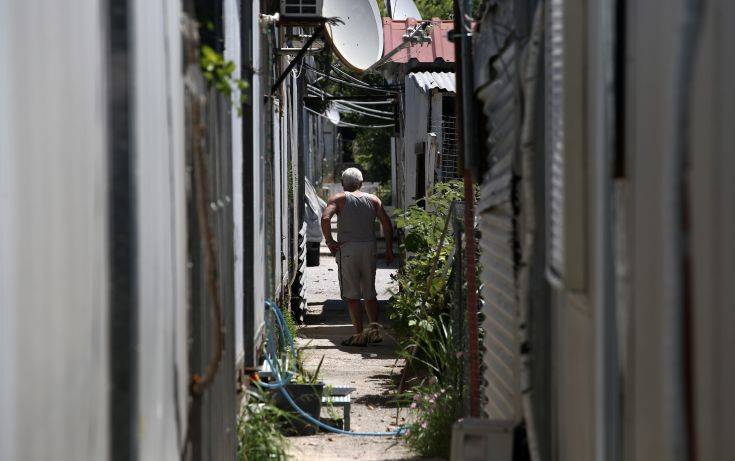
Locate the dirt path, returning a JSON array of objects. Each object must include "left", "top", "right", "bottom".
[{"left": 286, "top": 242, "right": 417, "bottom": 461}]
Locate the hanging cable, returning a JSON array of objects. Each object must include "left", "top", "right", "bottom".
[
  {"left": 307, "top": 85, "right": 395, "bottom": 115},
  {"left": 303, "top": 64, "right": 398, "bottom": 94},
  {"left": 329, "top": 63, "right": 376, "bottom": 86},
  {"left": 332, "top": 103, "right": 394, "bottom": 120},
  {"left": 304, "top": 106, "right": 394, "bottom": 129},
  {"left": 334, "top": 101, "right": 394, "bottom": 116}
]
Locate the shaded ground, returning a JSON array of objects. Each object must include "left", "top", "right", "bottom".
[{"left": 286, "top": 242, "right": 418, "bottom": 461}]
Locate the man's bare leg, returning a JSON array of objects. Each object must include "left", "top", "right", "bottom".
[
  {"left": 364, "top": 298, "right": 379, "bottom": 324},
  {"left": 346, "top": 299, "right": 364, "bottom": 334},
  {"left": 364, "top": 298, "right": 383, "bottom": 343}
]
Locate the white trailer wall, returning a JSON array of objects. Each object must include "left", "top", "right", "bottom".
[
  {"left": 401, "top": 75, "right": 429, "bottom": 206},
  {"left": 131, "top": 0, "right": 189, "bottom": 458},
  {"left": 0, "top": 2, "right": 110, "bottom": 460},
  {"left": 243, "top": 0, "right": 266, "bottom": 365},
  {"left": 225, "top": 0, "right": 246, "bottom": 365}
]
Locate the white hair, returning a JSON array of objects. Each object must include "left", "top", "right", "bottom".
[{"left": 341, "top": 167, "right": 363, "bottom": 191}]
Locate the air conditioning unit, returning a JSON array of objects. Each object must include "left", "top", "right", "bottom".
[
  {"left": 451, "top": 419, "right": 514, "bottom": 461},
  {"left": 280, "top": 0, "right": 324, "bottom": 18}
]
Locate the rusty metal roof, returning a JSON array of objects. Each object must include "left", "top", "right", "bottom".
[
  {"left": 408, "top": 71, "right": 456, "bottom": 92},
  {"left": 381, "top": 18, "right": 456, "bottom": 64}
]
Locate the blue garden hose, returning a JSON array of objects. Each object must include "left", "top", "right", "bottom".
[{"left": 262, "top": 301, "right": 406, "bottom": 437}]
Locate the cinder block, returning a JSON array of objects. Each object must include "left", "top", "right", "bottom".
[{"left": 451, "top": 419, "right": 514, "bottom": 461}]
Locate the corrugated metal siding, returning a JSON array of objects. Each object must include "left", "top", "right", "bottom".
[
  {"left": 226, "top": 0, "right": 246, "bottom": 365},
  {"left": 408, "top": 71, "right": 456, "bottom": 93},
  {"left": 382, "top": 18, "right": 456, "bottom": 64},
  {"left": 477, "top": 29, "right": 523, "bottom": 422},
  {"left": 133, "top": 0, "right": 189, "bottom": 457},
  {"left": 185, "top": 13, "right": 237, "bottom": 458},
  {"left": 401, "top": 75, "right": 429, "bottom": 205},
  {"left": 0, "top": 3, "right": 109, "bottom": 459},
  {"left": 546, "top": 0, "right": 565, "bottom": 283},
  {"left": 243, "top": 0, "right": 266, "bottom": 367}
]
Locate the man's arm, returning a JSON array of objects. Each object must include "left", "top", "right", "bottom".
[
  {"left": 373, "top": 197, "right": 394, "bottom": 264},
  {"left": 321, "top": 194, "right": 342, "bottom": 256}
]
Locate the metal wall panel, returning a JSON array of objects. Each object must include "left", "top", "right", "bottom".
[
  {"left": 477, "top": 29, "right": 523, "bottom": 422},
  {"left": 132, "top": 1, "right": 189, "bottom": 458},
  {"left": 273, "top": 102, "right": 284, "bottom": 292},
  {"left": 626, "top": 1, "right": 679, "bottom": 458},
  {"left": 225, "top": 0, "right": 246, "bottom": 364},
  {"left": 690, "top": 2, "right": 735, "bottom": 458},
  {"left": 243, "top": 0, "right": 266, "bottom": 367},
  {"left": 545, "top": 0, "right": 565, "bottom": 284},
  {"left": 184, "top": 10, "right": 237, "bottom": 457},
  {"left": 0, "top": 2, "right": 109, "bottom": 459},
  {"left": 402, "top": 75, "right": 430, "bottom": 205}
]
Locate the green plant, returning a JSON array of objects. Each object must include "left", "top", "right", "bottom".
[
  {"left": 388, "top": 182, "right": 469, "bottom": 457},
  {"left": 281, "top": 306, "right": 299, "bottom": 343},
  {"left": 404, "top": 380, "right": 461, "bottom": 458},
  {"left": 322, "top": 384, "right": 341, "bottom": 421},
  {"left": 293, "top": 349, "right": 325, "bottom": 384},
  {"left": 200, "top": 45, "right": 249, "bottom": 115},
  {"left": 238, "top": 387, "right": 292, "bottom": 461},
  {"left": 399, "top": 314, "right": 461, "bottom": 390},
  {"left": 352, "top": 128, "right": 392, "bottom": 184},
  {"left": 376, "top": 182, "right": 392, "bottom": 205},
  {"left": 389, "top": 180, "right": 464, "bottom": 339}
]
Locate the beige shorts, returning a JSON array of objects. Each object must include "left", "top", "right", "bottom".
[{"left": 336, "top": 241, "right": 377, "bottom": 300}]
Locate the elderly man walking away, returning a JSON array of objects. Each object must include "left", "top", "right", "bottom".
[{"left": 321, "top": 167, "right": 394, "bottom": 347}]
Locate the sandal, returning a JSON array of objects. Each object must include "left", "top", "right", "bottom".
[
  {"left": 366, "top": 323, "right": 383, "bottom": 344},
  {"left": 341, "top": 333, "right": 368, "bottom": 347}
]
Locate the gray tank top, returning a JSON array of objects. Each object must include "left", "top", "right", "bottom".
[{"left": 337, "top": 192, "right": 377, "bottom": 243}]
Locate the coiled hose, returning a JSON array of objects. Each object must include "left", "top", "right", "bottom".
[{"left": 260, "top": 301, "right": 406, "bottom": 437}]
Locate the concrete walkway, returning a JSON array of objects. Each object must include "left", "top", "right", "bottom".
[{"left": 287, "top": 242, "right": 418, "bottom": 460}]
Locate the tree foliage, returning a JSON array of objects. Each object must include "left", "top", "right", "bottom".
[
  {"left": 351, "top": 125, "right": 392, "bottom": 183},
  {"left": 378, "top": 0, "right": 485, "bottom": 19}
]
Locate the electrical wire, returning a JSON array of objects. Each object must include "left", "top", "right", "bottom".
[
  {"left": 334, "top": 101, "right": 394, "bottom": 116},
  {"left": 303, "top": 63, "right": 398, "bottom": 94},
  {"left": 329, "top": 63, "right": 384, "bottom": 88},
  {"left": 332, "top": 103, "right": 394, "bottom": 120},
  {"left": 304, "top": 106, "right": 394, "bottom": 128},
  {"left": 307, "top": 85, "right": 395, "bottom": 116},
  {"left": 330, "top": 100, "right": 395, "bottom": 105}
]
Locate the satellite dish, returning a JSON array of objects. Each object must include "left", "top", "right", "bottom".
[
  {"left": 389, "top": 0, "right": 422, "bottom": 20},
  {"left": 322, "top": 0, "right": 384, "bottom": 72}
]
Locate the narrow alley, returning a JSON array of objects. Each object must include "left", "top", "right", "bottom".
[
  {"left": 2, "top": 1, "right": 735, "bottom": 461},
  {"left": 287, "top": 241, "right": 415, "bottom": 460}
]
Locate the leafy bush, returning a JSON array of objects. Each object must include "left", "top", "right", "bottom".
[
  {"left": 389, "top": 180, "right": 474, "bottom": 458},
  {"left": 200, "top": 45, "right": 248, "bottom": 115},
  {"left": 404, "top": 380, "right": 462, "bottom": 459},
  {"left": 352, "top": 128, "right": 392, "bottom": 184},
  {"left": 389, "top": 180, "right": 463, "bottom": 339},
  {"left": 399, "top": 314, "right": 461, "bottom": 390},
  {"left": 237, "top": 388, "right": 292, "bottom": 461}
]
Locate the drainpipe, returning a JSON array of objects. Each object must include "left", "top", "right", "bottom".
[{"left": 453, "top": 0, "right": 480, "bottom": 418}]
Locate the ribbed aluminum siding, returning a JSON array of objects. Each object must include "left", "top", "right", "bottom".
[
  {"left": 546, "top": 0, "right": 565, "bottom": 282},
  {"left": 0, "top": 3, "right": 109, "bottom": 459},
  {"left": 408, "top": 71, "right": 456, "bottom": 93},
  {"left": 478, "top": 38, "right": 522, "bottom": 422}
]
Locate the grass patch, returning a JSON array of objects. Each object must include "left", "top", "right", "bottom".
[{"left": 237, "top": 387, "right": 292, "bottom": 461}]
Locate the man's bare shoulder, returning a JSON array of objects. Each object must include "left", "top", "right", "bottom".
[
  {"left": 329, "top": 192, "right": 346, "bottom": 202},
  {"left": 327, "top": 192, "right": 346, "bottom": 209},
  {"left": 366, "top": 193, "right": 382, "bottom": 205}
]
